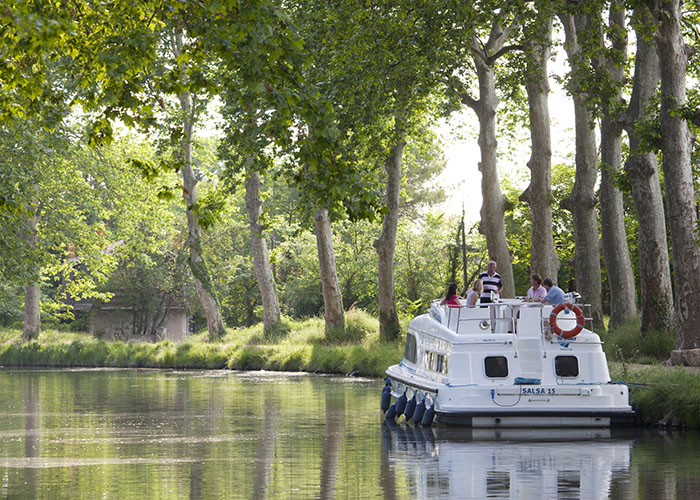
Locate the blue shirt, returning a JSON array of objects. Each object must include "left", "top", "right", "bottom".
[{"left": 545, "top": 285, "right": 566, "bottom": 305}]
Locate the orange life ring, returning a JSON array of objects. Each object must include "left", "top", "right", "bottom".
[{"left": 549, "top": 302, "right": 585, "bottom": 338}]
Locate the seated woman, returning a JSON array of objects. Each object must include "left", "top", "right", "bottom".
[
  {"left": 464, "top": 279, "right": 483, "bottom": 308},
  {"left": 526, "top": 273, "right": 546, "bottom": 302},
  {"left": 440, "top": 283, "right": 461, "bottom": 307}
]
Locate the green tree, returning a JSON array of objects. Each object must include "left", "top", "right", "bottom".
[
  {"left": 0, "top": 124, "right": 174, "bottom": 338},
  {"left": 457, "top": 1, "right": 526, "bottom": 300},
  {"left": 646, "top": 0, "right": 700, "bottom": 352},
  {"left": 558, "top": 4, "right": 605, "bottom": 329}
]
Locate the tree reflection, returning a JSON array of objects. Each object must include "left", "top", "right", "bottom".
[
  {"left": 23, "top": 374, "right": 40, "bottom": 498},
  {"left": 252, "top": 393, "right": 279, "bottom": 500},
  {"left": 320, "top": 391, "right": 345, "bottom": 500},
  {"left": 380, "top": 422, "right": 398, "bottom": 500}
]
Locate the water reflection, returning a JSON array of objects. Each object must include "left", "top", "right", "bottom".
[
  {"left": 320, "top": 390, "right": 344, "bottom": 500},
  {"left": 252, "top": 394, "right": 278, "bottom": 500},
  {"left": 382, "top": 422, "right": 634, "bottom": 499},
  {"left": 1, "top": 369, "right": 700, "bottom": 500},
  {"left": 23, "top": 374, "right": 40, "bottom": 499}
]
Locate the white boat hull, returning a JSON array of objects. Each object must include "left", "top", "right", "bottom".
[{"left": 384, "top": 300, "right": 637, "bottom": 427}]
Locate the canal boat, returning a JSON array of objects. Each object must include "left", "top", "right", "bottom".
[{"left": 383, "top": 297, "right": 637, "bottom": 427}]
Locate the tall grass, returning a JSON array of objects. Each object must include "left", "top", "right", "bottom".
[
  {"left": 0, "top": 309, "right": 403, "bottom": 377},
  {"left": 609, "top": 362, "right": 700, "bottom": 429},
  {"left": 602, "top": 318, "right": 676, "bottom": 364},
  {"left": 601, "top": 318, "right": 700, "bottom": 428}
]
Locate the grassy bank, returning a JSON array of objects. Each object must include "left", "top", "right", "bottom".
[
  {"left": 609, "top": 362, "right": 700, "bottom": 429},
  {"left": 0, "top": 310, "right": 402, "bottom": 378},
  {"left": 601, "top": 320, "right": 700, "bottom": 428},
  {"left": 2, "top": 312, "right": 699, "bottom": 428}
]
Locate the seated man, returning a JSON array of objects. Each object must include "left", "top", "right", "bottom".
[{"left": 534, "top": 278, "right": 566, "bottom": 305}]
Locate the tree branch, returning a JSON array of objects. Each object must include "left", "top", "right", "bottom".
[
  {"left": 486, "top": 44, "right": 525, "bottom": 65},
  {"left": 470, "top": 34, "right": 487, "bottom": 63},
  {"left": 460, "top": 91, "right": 478, "bottom": 111}
]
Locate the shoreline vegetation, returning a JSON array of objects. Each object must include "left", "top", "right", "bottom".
[{"left": 1, "top": 310, "right": 698, "bottom": 429}]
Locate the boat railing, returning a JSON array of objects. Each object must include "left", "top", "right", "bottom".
[
  {"left": 432, "top": 299, "right": 595, "bottom": 336},
  {"left": 434, "top": 301, "right": 516, "bottom": 334}
]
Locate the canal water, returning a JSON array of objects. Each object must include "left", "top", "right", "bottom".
[{"left": 0, "top": 369, "right": 698, "bottom": 499}]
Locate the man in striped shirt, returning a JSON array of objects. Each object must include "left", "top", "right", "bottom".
[{"left": 479, "top": 260, "right": 503, "bottom": 303}]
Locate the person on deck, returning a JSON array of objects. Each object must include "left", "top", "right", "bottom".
[
  {"left": 440, "top": 283, "right": 460, "bottom": 307},
  {"left": 526, "top": 273, "right": 547, "bottom": 302},
  {"left": 478, "top": 261, "right": 503, "bottom": 303},
  {"left": 464, "top": 279, "right": 483, "bottom": 308},
  {"left": 535, "top": 278, "right": 566, "bottom": 305}
]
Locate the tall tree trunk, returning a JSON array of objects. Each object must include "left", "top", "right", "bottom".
[
  {"left": 462, "top": 27, "right": 516, "bottom": 298},
  {"left": 314, "top": 208, "right": 344, "bottom": 335},
  {"left": 173, "top": 31, "right": 225, "bottom": 341},
  {"left": 622, "top": 10, "right": 673, "bottom": 333},
  {"left": 181, "top": 130, "right": 226, "bottom": 341},
  {"left": 22, "top": 207, "right": 40, "bottom": 340},
  {"left": 560, "top": 13, "right": 604, "bottom": 329},
  {"left": 519, "top": 15, "right": 560, "bottom": 282},
  {"left": 598, "top": 4, "right": 638, "bottom": 327},
  {"left": 375, "top": 131, "right": 405, "bottom": 342},
  {"left": 651, "top": 0, "right": 700, "bottom": 350},
  {"left": 245, "top": 171, "right": 281, "bottom": 329}
]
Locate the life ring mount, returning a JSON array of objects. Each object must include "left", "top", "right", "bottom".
[{"left": 549, "top": 302, "right": 585, "bottom": 338}]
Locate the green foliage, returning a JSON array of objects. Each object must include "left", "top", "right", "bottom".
[
  {"left": 501, "top": 163, "right": 577, "bottom": 293},
  {"left": 610, "top": 363, "right": 700, "bottom": 429},
  {"left": 603, "top": 318, "right": 676, "bottom": 362},
  {"left": 0, "top": 283, "right": 24, "bottom": 326},
  {"left": 395, "top": 213, "right": 484, "bottom": 319},
  {"left": 632, "top": 91, "right": 663, "bottom": 154},
  {"left": 0, "top": 310, "right": 401, "bottom": 377},
  {"left": 400, "top": 129, "right": 449, "bottom": 218},
  {"left": 0, "top": 127, "right": 187, "bottom": 327},
  {"left": 279, "top": 0, "right": 472, "bottom": 222},
  {"left": 502, "top": 175, "right": 534, "bottom": 293},
  {"left": 550, "top": 163, "right": 577, "bottom": 287}
]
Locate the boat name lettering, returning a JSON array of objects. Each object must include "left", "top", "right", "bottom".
[{"left": 520, "top": 387, "right": 556, "bottom": 395}]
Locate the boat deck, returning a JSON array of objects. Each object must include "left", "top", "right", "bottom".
[{"left": 432, "top": 299, "right": 588, "bottom": 337}]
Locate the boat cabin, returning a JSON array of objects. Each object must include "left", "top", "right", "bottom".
[{"left": 401, "top": 299, "right": 610, "bottom": 389}]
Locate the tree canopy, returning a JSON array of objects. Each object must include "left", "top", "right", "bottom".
[{"left": 3, "top": 0, "right": 700, "bottom": 359}]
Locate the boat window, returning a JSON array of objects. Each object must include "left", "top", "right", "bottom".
[
  {"left": 484, "top": 356, "right": 508, "bottom": 378},
  {"left": 425, "top": 351, "right": 448, "bottom": 374},
  {"left": 403, "top": 333, "right": 417, "bottom": 364},
  {"left": 555, "top": 356, "right": 579, "bottom": 377}
]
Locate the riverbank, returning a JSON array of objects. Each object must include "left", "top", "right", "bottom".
[
  {"left": 0, "top": 310, "right": 401, "bottom": 377},
  {"left": 609, "top": 361, "right": 700, "bottom": 429},
  {"left": 2, "top": 312, "right": 699, "bottom": 429}
]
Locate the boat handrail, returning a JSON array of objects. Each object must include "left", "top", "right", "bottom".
[{"left": 430, "top": 300, "right": 596, "bottom": 335}]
